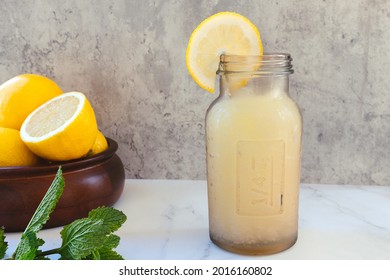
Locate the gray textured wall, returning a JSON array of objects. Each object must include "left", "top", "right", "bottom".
[{"left": 1, "top": 0, "right": 390, "bottom": 185}]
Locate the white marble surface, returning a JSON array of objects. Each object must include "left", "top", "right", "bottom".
[{"left": 4, "top": 180, "right": 390, "bottom": 260}]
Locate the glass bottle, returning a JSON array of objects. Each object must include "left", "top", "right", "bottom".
[{"left": 205, "top": 53, "right": 302, "bottom": 255}]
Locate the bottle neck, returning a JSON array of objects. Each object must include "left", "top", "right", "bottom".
[
  {"left": 217, "top": 53, "right": 294, "bottom": 76},
  {"left": 217, "top": 53, "right": 293, "bottom": 98}
]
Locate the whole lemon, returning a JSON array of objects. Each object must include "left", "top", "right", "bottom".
[
  {"left": 0, "top": 127, "right": 39, "bottom": 167},
  {"left": 88, "top": 130, "right": 109, "bottom": 156},
  {"left": 0, "top": 74, "right": 62, "bottom": 130}
]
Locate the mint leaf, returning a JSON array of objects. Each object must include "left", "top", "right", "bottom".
[
  {"left": 101, "top": 234, "right": 120, "bottom": 250},
  {"left": 24, "top": 167, "right": 65, "bottom": 233},
  {"left": 59, "top": 207, "right": 126, "bottom": 260},
  {"left": 88, "top": 206, "right": 127, "bottom": 233},
  {"left": 84, "top": 207, "right": 126, "bottom": 260},
  {"left": 84, "top": 234, "right": 123, "bottom": 260},
  {"left": 96, "top": 234, "right": 124, "bottom": 260},
  {"left": 14, "top": 231, "right": 44, "bottom": 260},
  {"left": 13, "top": 167, "right": 64, "bottom": 259},
  {"left": 59, "top": 218, "right": 107, "bottom": 260},
  {"left": 0, "top": 227, "right": 7, "bottom": 259}
]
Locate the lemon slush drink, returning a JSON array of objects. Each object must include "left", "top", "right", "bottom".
[{"left": 206, "top": 58, "right": 302, "bottom": 254}]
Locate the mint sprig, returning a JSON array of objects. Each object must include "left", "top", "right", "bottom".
[{"left": 1, "top": 167, "right": 127, "bottom": 260}]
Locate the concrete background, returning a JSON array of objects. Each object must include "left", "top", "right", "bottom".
[{"left": 1, "top": 0, "right": 390, "bottom": 185}]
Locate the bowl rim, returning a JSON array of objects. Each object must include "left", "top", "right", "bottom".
[{"left": 0, "top": 137, "right": 118, "bottom": 176}]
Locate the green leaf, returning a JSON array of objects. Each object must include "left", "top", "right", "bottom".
[
  {"left": 102, "top": 234, "right": 120, "bottom": 249},
  {"left": 90, "top": 250, "right": 101, "bottom": 260},
  {"left": 59, "top": 207, "right": 126, "bottom": 260},
  {"left": 97, "top": 234, "right": 124, "bottom": 260},
  {"left": 83, "top": 234, "right": 123, "bottom": 260},
  {"left": 88, "top": 206, "right": 127, "bottom": 233},
  {"left": 14, "top": 231, "right": 44, "bottom": 260},
  {"left": 24, "top": 167, "right": 65, "bottom": 233},
  {"left": 59, "top": 218, "right": 107, "bottom": 260},
  {"left": 0, "top": 227, "right": 8, "bottom": 259},
  {"left": 13, "top": 167, "right": 64, "bottom": 259}
]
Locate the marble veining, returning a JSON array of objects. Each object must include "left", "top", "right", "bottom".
[{"left": 4, "top": 180, "right": 390, "bottom": 260}]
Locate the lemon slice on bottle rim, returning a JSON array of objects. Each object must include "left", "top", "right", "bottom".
[{"left": 186, "top": 12, "right": 263, "bottom": 93}]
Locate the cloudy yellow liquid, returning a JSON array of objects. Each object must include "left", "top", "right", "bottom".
[{"left": 206, "top": 87, "right": 302, "bottom": 254}]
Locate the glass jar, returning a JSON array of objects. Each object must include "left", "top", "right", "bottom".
[{"left": 205, "top": 53, "right": 302, "bottom": 255}]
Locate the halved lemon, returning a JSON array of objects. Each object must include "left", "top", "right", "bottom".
[
  {"left": 20, "top": 92, "right": 98, "bottom": 161},
  {"left": 186, "top": 12, "right": 263, "bottom": 93}
]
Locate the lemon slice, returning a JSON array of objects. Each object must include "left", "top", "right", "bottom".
[
  {"left": 186, "top": 12, "right": 263, "bottom": 93},
  {"left": 20, "top": 92, "right": 98, "bottom": 161}
]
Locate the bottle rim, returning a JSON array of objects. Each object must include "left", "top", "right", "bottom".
[{"left": 217, "top": 52, "right": 294, "bottom": 76}]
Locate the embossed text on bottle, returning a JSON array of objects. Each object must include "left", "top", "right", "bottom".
[{"left": 236, "top": 140, "right": 285, "bottom": 216}]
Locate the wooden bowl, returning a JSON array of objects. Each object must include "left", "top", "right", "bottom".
[{"left": 0, "top": 138, "right": 125, "bottom": 232}]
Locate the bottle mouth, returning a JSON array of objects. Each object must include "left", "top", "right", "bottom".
[{"left": 217, "top": 53, "right": 294, "bottom": 76}]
